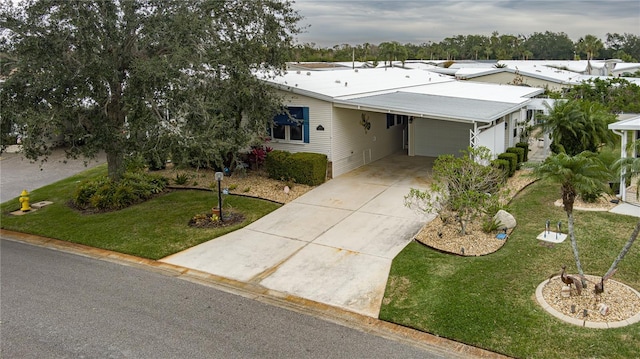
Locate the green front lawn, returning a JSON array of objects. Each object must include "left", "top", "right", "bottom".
[
  {"left": 380, "top": 180, "right": 640, "bottom": 359},
  {"left": 3, "top": 164, "right": 638, "bottom": 358},
  {"left": 0, "top": 165, "right": 281, "bottom": 259}
]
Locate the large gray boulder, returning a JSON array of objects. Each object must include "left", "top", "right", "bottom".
[{"left": 493, "top": 210, "right": 516, "bottom": 229}]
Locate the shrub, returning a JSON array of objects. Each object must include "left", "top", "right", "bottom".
[
  {"left": 266, "top": 151, "right": 327, "bottom": 186},
  {"left": 492, "top": 159, "right": 510, "bottom": 181},
  {"left": 497, "top": 153, "right": 517, "bottom": 177},
  {"left": 175, "top": 173, "right": 189, "bottom": 185},
  {"left": 515, "top": 142, "right": 529, "bottom": 162},
  {"left": 506, "top": 147, "right": 525, "bottom": 164},
  {"left": 73, "top": 172, "right": 168, "bottom": 211}
]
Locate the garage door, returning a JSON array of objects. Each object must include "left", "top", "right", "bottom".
[{"left": 413, "top": 119, "right": 472, "bottom": 157}]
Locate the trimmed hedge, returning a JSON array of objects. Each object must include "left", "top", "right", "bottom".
[
  {"left": 516, "top": 142, "right": 529, "bottom": 162},
  {"left": 266, "top": 150, "right": 327, "bottom": 186},
  {"left": 497, "top": 152, "right": 517, "bottom": 177},
  {"left": 506, "top": 147, "right": 525, "bottom": 164}
]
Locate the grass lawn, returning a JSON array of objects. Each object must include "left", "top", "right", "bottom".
[
  {"left": 0, "top": 164, "right": 281, "bottom": 260},
  {"left": 380, "top": 179, "right": 640, "bottom": 359}
]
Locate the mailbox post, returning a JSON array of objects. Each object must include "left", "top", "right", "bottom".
[{"left": 215, "top": 172, "right": 224, "bottom": 222}]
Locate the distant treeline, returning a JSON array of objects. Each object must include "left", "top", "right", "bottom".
[{"left": 292, "top": 31, "right": 640, "bottom": 64}]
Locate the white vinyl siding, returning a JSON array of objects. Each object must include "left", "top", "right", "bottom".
[
  {"left": 269, "top": 91, "right": 332, "bottom": 158},
  {"left": 332, "top": 108, "right": 403, "bottom": 177},
  {"left": 477, "top": 121, "right": 506, "bottom": 158}
]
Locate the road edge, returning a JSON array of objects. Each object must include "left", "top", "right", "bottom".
[{"left": 1, "top": 229, "right": 510, "bottom": 359}]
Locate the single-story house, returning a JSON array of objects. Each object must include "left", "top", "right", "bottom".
[
  {"left": 258, "top": 66, "right": 544, "bottom": 178},
  {"left": 454, "top": 64, "right": 600, "bottom": 92},
  {"left": 609, "top": 114, "right": 640, "bottom": 202}
]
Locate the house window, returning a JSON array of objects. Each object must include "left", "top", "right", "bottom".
[
  {"left": 270, "top": 107, "right": 309, "bottom": 143},
  {"left": 387, "top": 114, "right": 408, "bottom": 128},
  {"left": 387, "top": 114, "right": 395, "bottom": 128}
]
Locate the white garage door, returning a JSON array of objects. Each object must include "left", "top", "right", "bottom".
[{"left": 413, "top": 119, "right": 473, "bottom": 157}]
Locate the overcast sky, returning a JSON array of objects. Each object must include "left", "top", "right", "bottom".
[{"left": 293, "top": 0, "right": 640, "bottom": 47}]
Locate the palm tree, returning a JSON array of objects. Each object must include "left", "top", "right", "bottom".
[
  {"left": 533, "top": 152, "right": 611, "bottom": 277},
  {"left": 538, "top": 100, "right": 583, "bottom": 154},
  {"left": 576, "top": 34, "right": 604, "bottom": 61},
  {"left": 538, "top": 100, "right": 616, "bottom": 156}
]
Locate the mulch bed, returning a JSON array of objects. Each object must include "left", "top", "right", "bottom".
[{"left": 188, "top": 210, "right": 246, "bottom": 228}]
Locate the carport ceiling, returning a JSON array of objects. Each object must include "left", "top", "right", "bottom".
[{"left": 335, "top": 92, "right": 526, "bottom": 123}]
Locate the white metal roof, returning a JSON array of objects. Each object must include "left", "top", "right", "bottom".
[
  {"left": 385, "top": 80, "right": 543, "bottom": 103},
  {"left": 260, "top": 65, "right": 543, "bottom": 123},
  {"left": 609, "top": 114, "right": 640, "bottom": 131},
  {"left": 455, "top": 64, "right": 599, "bottom": 85},
  {"left": 335, "top": 92, "right": 525, "bottom": 123},
  {"left": 260, "top": 67, "right": 455, "bottom": 100}
]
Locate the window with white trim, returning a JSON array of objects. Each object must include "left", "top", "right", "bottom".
[{"left": 270, "top": 107, "right": 309, "bottom": 143}]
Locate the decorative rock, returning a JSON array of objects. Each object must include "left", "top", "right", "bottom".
[
  {"left": 598, "top": 303, "right": 610, "bottom": 316},
  {"left": 561, "top": 285, "right": 571, "bottom": 298},
  {"left": 493, "top": 210, "right": 516, "bottom": 229}
]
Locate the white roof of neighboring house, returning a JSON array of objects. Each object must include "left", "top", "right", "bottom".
[
  {"left": 261, "top": 66, "right": 544, "bottom": 123},
  {"left": 609, "top": 114, "right": 640, "bottom": 131},
  {"left": 613, "top": 62, "right": 640, "bottom": 73},
  {"left": 456, "top": 64, "right": 601, "bottom": 85}
]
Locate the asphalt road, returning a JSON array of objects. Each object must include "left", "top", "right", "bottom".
[
  {"left": 0, "top": 147, "right": 105, "bottom": 203},
  {"left": 1, "top": 239, "right": 457, "bottom": 359}
]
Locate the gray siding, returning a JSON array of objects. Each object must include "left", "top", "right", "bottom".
[{"left": 413, "top": 118, "right": 473, "bottom": 157}]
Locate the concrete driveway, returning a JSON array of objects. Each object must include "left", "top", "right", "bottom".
[{"left": 161, "top": 153, "right": 436, "bottom": 317}]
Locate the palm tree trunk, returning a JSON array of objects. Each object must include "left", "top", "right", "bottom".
[
  {"left": 567, "top": 211, "right": 585, "bottom": 276},
  {"left": 604, "top": 220, "right": 640, "bottom": 278}
]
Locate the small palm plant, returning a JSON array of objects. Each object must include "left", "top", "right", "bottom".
[{"left": 533, "top": 151, "right": 611, "bottom": 278}]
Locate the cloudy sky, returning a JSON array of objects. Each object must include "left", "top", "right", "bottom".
[{"left": 292, "top": 0, "right": 640, "bottom": 47}]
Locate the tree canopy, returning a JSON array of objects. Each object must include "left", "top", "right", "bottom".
[
  {"left": 0, "top": 0, "right": 302, "bottom": 180},
  {"left": 291, "top": 31, "right": 640, "bottom": 63},
  {"left": 539, "top": 99, "right": 617, "bottom": 156}
]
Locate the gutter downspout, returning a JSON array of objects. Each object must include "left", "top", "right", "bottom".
[{"left": 612, "top": 129, "right": 627, "bottom": 201}]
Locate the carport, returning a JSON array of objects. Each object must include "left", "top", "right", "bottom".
[{"left": 335, "top": 91, "right": 528, "bottom": 158}]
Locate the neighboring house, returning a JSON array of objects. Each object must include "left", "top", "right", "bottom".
[
  {"left": 258, "top": 66, "right": 543, "bottom": 178},
  {"left": 454, "top": 64, "right": 600, "bottom": 92},
  {"left": 609, "top": 113, "right": 640, "bottom": 202}
]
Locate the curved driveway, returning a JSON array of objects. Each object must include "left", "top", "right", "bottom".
[{"left": 161, "top": 153, "right": 436, "bottom": 317}]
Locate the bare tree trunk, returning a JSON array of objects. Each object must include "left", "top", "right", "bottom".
[
  {"left": 106, "top": 149, "right": 125, "bottom": 182},
  {"left": 604, "top": 220, "right": 640, "bottom": 278},
  {"left": 567, "top": 211, "right": 585, "bottom": 277}
]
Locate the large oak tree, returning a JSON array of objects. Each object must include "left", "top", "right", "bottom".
[{"left": 1, "top": 0, "right": 301, "bottom": 180}]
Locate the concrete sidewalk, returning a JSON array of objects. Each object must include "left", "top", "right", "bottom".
[{"left": 161, "top": 153, "right": 436, "bottom": 317}]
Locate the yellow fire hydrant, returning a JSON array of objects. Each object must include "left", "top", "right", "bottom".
[{"left": 19, "top": 189, "right": 31, "bottom": 212}]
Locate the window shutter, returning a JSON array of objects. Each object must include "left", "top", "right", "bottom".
[{"left": 303, "top": 107, "right": 310, "bottom": 143}]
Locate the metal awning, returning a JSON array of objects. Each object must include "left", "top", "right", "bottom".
[{"left": 334, "top": 92, "right": 527, "bottom": 123}]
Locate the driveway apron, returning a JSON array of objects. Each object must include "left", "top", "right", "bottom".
[{"left": 161, "top": 153, "right": 436, "bottom": 317}]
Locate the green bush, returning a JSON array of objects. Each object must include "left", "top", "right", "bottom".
[
  {"left": 515, "top": 142, "right": 529, "bottom": 162},
  {"left": 266, "top": 150, "right": 327, "bottom": 186},
  {"left": 265, "top": 150, "right": 292, "bottom": 181},
  {"left": 73, "top": 172, "right": 168, "bottom": 211},
  {"left": 506, "top": 147, "right": 525, "bottom": 164},
  {"left": 497, "top": 153, "right": 517, "bottom": 177},
  {"left": 492, "top": 159, "right": 510, "bottom": 181}
]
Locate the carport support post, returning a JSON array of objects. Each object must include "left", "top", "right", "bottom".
[{"left": 215, "top": 172, "right": 224, "bottom": 222}]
